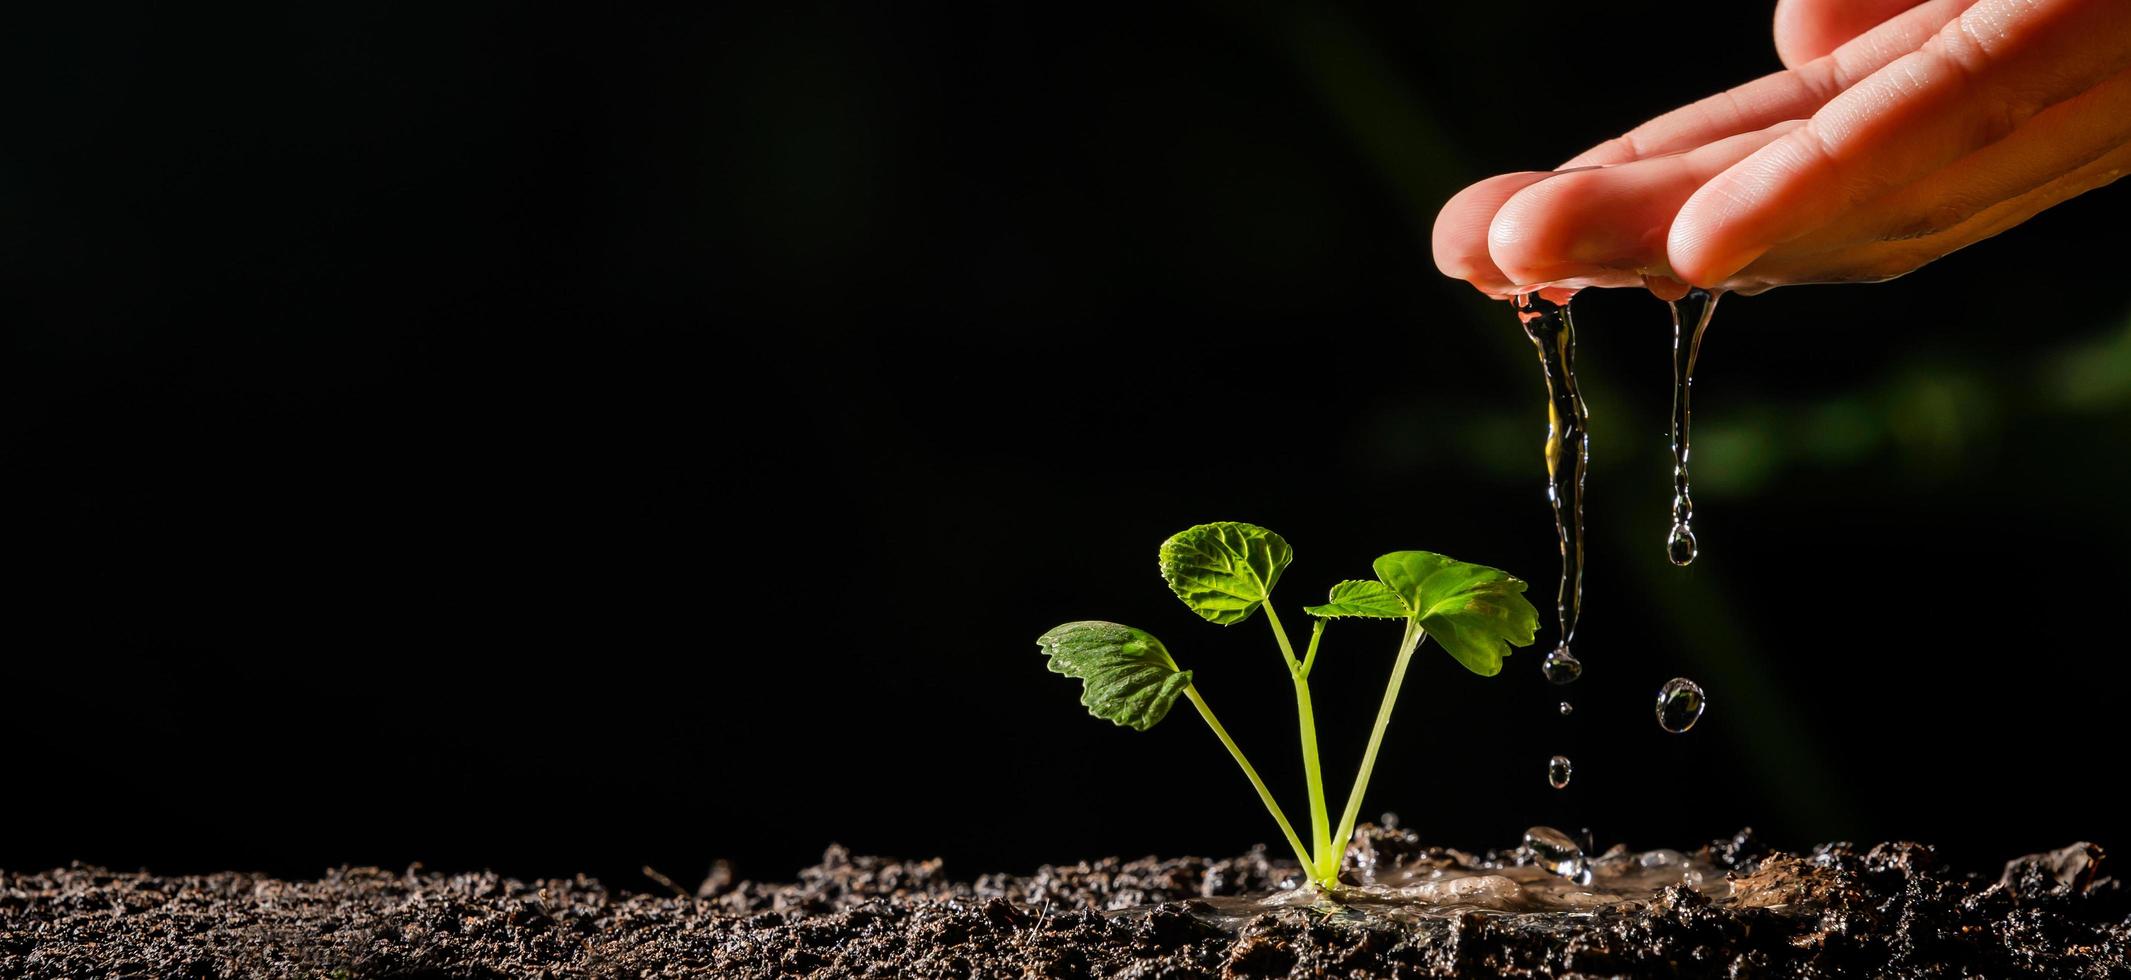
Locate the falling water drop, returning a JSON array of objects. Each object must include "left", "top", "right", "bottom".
[
  {"left": 1665, "top": 289, "right": 1721, "bottom": 566},
  {"left": 1655, "top": 677, "right": 1707, "bottom": 733},
  {"left": 1558, "top": 701, "right": 1573, "bottom": 717},
  {"left": 1523, "top": 826, "right": 1591, "bottom": 884},
  {"left": 1547, "top": 754, "right": 1573, "bottom": 789},
  {"left": 1541, "top": 646, "right": 1583, "bottom": 685},
  {"left": 1666, "top": 523, "right": 1698, "bottom": 565}
]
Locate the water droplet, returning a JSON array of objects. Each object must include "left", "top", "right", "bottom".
[
  {"left": 1558, "top": 701, "right": 1573, "bottom": 717},
  {"left": 1667, "top": 522, "right": 1698, "bottom": 566},
  {"left": 1638, "top": 848, "right": 1687, "bottom": 869},
  {"left": 1547, "top": 754, "right": 1573, "bottom": 789},
  {"left": 1542, "top": 646, "right": 1582, "bottom": 685},
  {"left": 1655, "top": 677, "right": 1707, "bottom": 733},
  {"left": 1523, "top": 825, "right": 1591, "bottom": 884}
]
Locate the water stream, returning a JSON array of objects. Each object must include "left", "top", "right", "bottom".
[
  {"left": 1512, "top": 292, "right": 1589, "bottom": 689},
  {"left": 1513, "top": 288, "right": 1717, "bottom": 858},
  {"left": 1666, "top": 289, "right": 1722, "bottom": 566}
]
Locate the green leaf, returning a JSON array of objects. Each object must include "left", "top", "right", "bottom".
[
  {"left": 1371, "top": 551, "right": 1540, "bottom": 676},
  {"left": 1158, "top": 522, "right": 1293, "bottom": 625},
  {"left": 1038, "top": 621, "right": 1195, "bottom": 731},
  {"left": 1304, "top": 579, "right": 1409, "bottom": 619}
]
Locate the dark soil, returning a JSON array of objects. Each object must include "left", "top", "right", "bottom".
[{"left": 4, "top": 829, "right": 2124, "bottom": 978}]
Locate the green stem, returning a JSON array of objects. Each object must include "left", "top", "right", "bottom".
[
  {"left": 1300, "top": 618, "right": 1325, "bottom": 678},
  {"left": 1327, "top": 619, "right": 1428, "bottom": 880},
  {"left": 1264, "top": 606, "right": 1333, "bottom": 885},
  {"left": 1183, "top": 685, "right": 1316, "bottom": 875},
  {"left": 1261, "top": 603, "right": 1300, "bottom": 668},
  {"left": 1291, "top": 682, "right": 1333, "bottom": 880}
]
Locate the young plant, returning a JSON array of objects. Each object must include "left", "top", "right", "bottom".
[{"left": 1038, "top": 522, "right": 1538, "bottom": 892}]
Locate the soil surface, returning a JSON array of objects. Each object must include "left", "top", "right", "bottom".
[{"left": 3, "top": 828, "right": 2124, "bottom": 978}]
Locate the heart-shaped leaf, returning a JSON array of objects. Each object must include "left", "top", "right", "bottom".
[
  {"left": 1039, "top": 621, "right": 1194, "bottom": 731},
  {"left": 1372, "top": 551, "right": 1539, "bottom": 676},
  {"left": 1158, "top": 522, "right": 1292, "bottom": 625}
]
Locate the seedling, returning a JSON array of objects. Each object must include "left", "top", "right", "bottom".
[{"left": 1038, "top": 522, "right": 1538, "bottom": 892}]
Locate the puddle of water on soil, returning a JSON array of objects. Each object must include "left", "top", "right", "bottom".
[{"left": 1165, "top": 836, "right": 1803, "bottom": 931}]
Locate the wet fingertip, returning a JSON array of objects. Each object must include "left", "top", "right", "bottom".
[
  {"left": 1671, "top": 238, "right": 1768, "bottom": 290},
  {"left": 1666, "top": 205, "right": 1768, "bottom": 289},
  {"left": 1641, "top": 274, "right": 1692, "bottom": 301},
  {"left": 1487, "top": 173, "right": 1613, "bottom": 286}
]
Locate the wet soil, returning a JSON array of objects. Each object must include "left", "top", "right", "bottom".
[{"left": 3, "top": 828, "right": 2123, "bottom": 978}]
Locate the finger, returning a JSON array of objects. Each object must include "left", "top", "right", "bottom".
[
  {"left": 1565, "top": 0, "right": 1978, "bottom": 168},
  {"left": 1488, "top": 122, "right": 1800, "bottom": 287},
  {"left": 1774, "top": 0, "right": 1929, "bottom": 69},
  {"left": 1433, "top": 170, "right": 1569, "bottom": 295},
  {"left": 1671, "top": 0, "right": 2131, "bottom": 287},
  {"left": 1799, "top": 64, "right": 2131, "bottom": 253},
  {"left": 1729, "top": 137, "right": 2131, "bottom": 292}
]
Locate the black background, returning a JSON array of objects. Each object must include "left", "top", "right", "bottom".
[{"left": 9, "top": 2, "right": 2127, "bottom": 888}]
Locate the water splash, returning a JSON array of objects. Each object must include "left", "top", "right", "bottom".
[{"left": 1523, "top": 826, "right": 1590, "bottom": 883}]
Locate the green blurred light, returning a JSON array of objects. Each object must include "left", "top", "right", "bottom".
[
  {"left": 1884, "top": 370, "right": 1994, "bottom": 471},
  {"left": 1459, "top": 414, "right": 1536, "bottom": 480},
  {"left": 1794, "top": 399, "right": 1881, "bottom": 464},
  {"left": 2040, "top": 319, "right": 2131, "bottom": 411},
  {"left": 1693, "top": 421, "right": 1780, "bottom": 497}
]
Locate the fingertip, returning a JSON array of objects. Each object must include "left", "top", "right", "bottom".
[
  {"left": 1667, "top": 124, "right": 1816, "bottom": 287},
  {"left": 1666, "top": 202, "right": 1771, "bottom": 289},
  {"left": 1773, "top": 0, "right": 1927, "bottom": 69},
  {"left": 1771, "top": 0, "right": 1836, "bottom": 69},
  {"left": 1486, "top": 174, "right": 1586, "bottom": 286},
  {"left": 1487, "top": 164, "right": 1683, "bottom": 286},
  {"left": 1433, "top": 171, "right": 1559, "bottom": 291}
]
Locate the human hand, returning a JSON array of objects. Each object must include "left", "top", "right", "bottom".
[{"left": 1433, "top": 0, "right": 2131, "bottom": 297}]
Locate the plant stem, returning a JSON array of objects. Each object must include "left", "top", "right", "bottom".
[
  {"left": 1300, "top": 618, "right": 1325, "bottom": 678},
  {"left": 1327, "top": 619, "right": 1428, "bottom": 880},
  {"left": 1183, "top": 685, "right": 1315, "bottom": 875},
  {"left": 1261, "top": 603, "right": 1300, "bottom": 669},
  {"left": 1263, "top": 605, "right": 1333, "bottom": 885}
]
